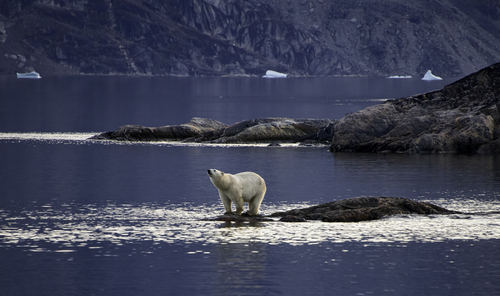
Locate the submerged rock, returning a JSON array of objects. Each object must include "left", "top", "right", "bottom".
[
  {"left": 331, "top": 62, "right": 500, "bottom": 154},
  {"left": 203, "top": 213, "right": 274, "bottom": 223},
  {"left": 270, "top": 197, "right": 460, "bottom": 222},
  {"left": 278, "top": 216, "right": 307, "bottom": 222}
]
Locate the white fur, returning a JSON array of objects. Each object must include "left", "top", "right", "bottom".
[{"left": 207, "top": 169, "right": 266, "bottom": 215}]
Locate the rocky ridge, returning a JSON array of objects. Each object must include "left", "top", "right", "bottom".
[{"left": 1, "top": 0, "right": 499, "bottom": 77}]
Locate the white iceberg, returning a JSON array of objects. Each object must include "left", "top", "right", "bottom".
[
  {"left": 262, "top": 70, "right": 287, "bottom": 78},
  {"left": 17, "top": 71, "right": 41, "bottom": 79},
  {"left": 422, "top": 70, "right": 442, "bottom": 81},
  {"left": 387, "top": 75, "right": 412, "bottom": 79}
]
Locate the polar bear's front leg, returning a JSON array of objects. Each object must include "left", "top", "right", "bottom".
[
  {"left": 234, "top": 198, "right": 244, "bottom": 215},
  {"left": 218, "top": 191, "right": 233, "bottom": 214}
]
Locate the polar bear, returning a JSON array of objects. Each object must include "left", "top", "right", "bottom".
[{"left": 207, "top": 169, "right": 266, "bottom": 215}]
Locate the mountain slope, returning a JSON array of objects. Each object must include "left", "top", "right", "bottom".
[{"left": 1, "top": 0, "right": 499, "bottom": 76}]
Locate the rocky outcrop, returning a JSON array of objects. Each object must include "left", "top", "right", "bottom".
[
  {"left": 331, "top": 62, "right": 500, "bottom": 154},
  {"left": 270, "top": 197, "right": 460, "bottom": 222},
  {"left": 202, "top": 197, "right": 460, "bottom": 223},
  {"left": 91, "top": 117, "right": 336, "bottom": 144},
  {"left": 1, "top": 0, "right": 499, "bottom": 77},
  {"left": 90, "top": 117, "right": 228, "bottom": 141}
]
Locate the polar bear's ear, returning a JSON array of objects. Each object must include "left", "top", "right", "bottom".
[{"left": 221, "top": 172, "right": 224, "bottom": 175}]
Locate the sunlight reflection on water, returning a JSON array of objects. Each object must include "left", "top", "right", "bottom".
[
  {"left": 0, "top": 132, "right": 306, "bottom": 148},
  {"left": 0, "top": 132, "right": 97, "bottom": 142},
  {"left": 1, "top": 133, "right": 500, "bottom": 256},
  {"left": 1, "top": 199, "right": 499, "bottom": 253}
]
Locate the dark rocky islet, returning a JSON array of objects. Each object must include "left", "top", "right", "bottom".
[
  {"left": 203, "top": 196, "right": 461, "bottom": 223},
  {"left": 269, "top": 196, "right": 461, "bottom": 223}
]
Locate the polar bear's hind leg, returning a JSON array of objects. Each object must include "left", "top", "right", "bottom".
[{"left": 248, "top": 188, "right": 266, "bottom": 215}]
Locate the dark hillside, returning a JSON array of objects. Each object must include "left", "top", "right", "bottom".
[{"left": 1, "top": 0, "right": 499, "bottom": 76}]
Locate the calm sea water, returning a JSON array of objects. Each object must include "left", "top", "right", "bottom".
[
  {"left": 0, "top": 75, "right": 456, "bottom": 132},
  {"left": 1, "top": 76, "right": 499, "bottom": 296}
]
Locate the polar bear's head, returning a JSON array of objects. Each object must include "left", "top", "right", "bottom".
[
  {"left": 207, "top": 169, "right": 224, "bottom": 178},
  {"left": 207, "top": 169, "right": 228, "bottom": 188}
]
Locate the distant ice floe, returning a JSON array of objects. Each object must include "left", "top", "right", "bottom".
[
  {"left": 422, "top": 70, "right": 442, "bottom": 81},
  {"left": 17, "top": 71, "right": 41, "bottom": 79},
  {"left": 387, "top": 75, "right": 412, "bottom": 79},
  {"left": 263, "top": 70, "right": 287, "bottom": 78}
]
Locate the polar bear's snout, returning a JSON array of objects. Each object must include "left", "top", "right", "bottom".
[{"left": 207, "top": 169, "right": 212, "bottom": 175}]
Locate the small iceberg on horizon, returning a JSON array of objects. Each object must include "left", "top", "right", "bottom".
[
  {"left": 422, "top": 70, "right": 442, "bottom": 81},
  {"left": 263, "top": 70, "right": 287, "bottom": 78},
  {"left": 17, "top": 71, "right": 41, "bottom": 79},
  {"left": 387, "top": 75, "right": 412, "bottom": 79}
]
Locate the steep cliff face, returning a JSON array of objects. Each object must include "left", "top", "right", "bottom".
[{"left": 1, "top": 0, "right": 499, "bottom": 76}]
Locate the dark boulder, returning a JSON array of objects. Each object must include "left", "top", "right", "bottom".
[
  {"left": 270, "top": 197, "right": 460, "bottom": 222},
  {"left": 331, "top": 62, "right": 500, "bottom": 154}
]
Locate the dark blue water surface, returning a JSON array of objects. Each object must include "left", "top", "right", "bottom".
[
  {"left": 1, "top": 76, "right": 500, "bottom": 296},
  {"left": 0, "top": 75, "right": 454, "bottom": 132}
]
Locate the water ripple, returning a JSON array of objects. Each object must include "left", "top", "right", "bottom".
[{"left": 1, "top": 200, "right": 499, "bottom": 253}]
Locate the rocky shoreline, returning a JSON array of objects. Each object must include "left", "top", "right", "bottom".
[
  {"left": 203, "top": 197, "right": 461, "bottom": 223},
  {"left": 91, "top": 62, "right": 500, "bottom": 153}
]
